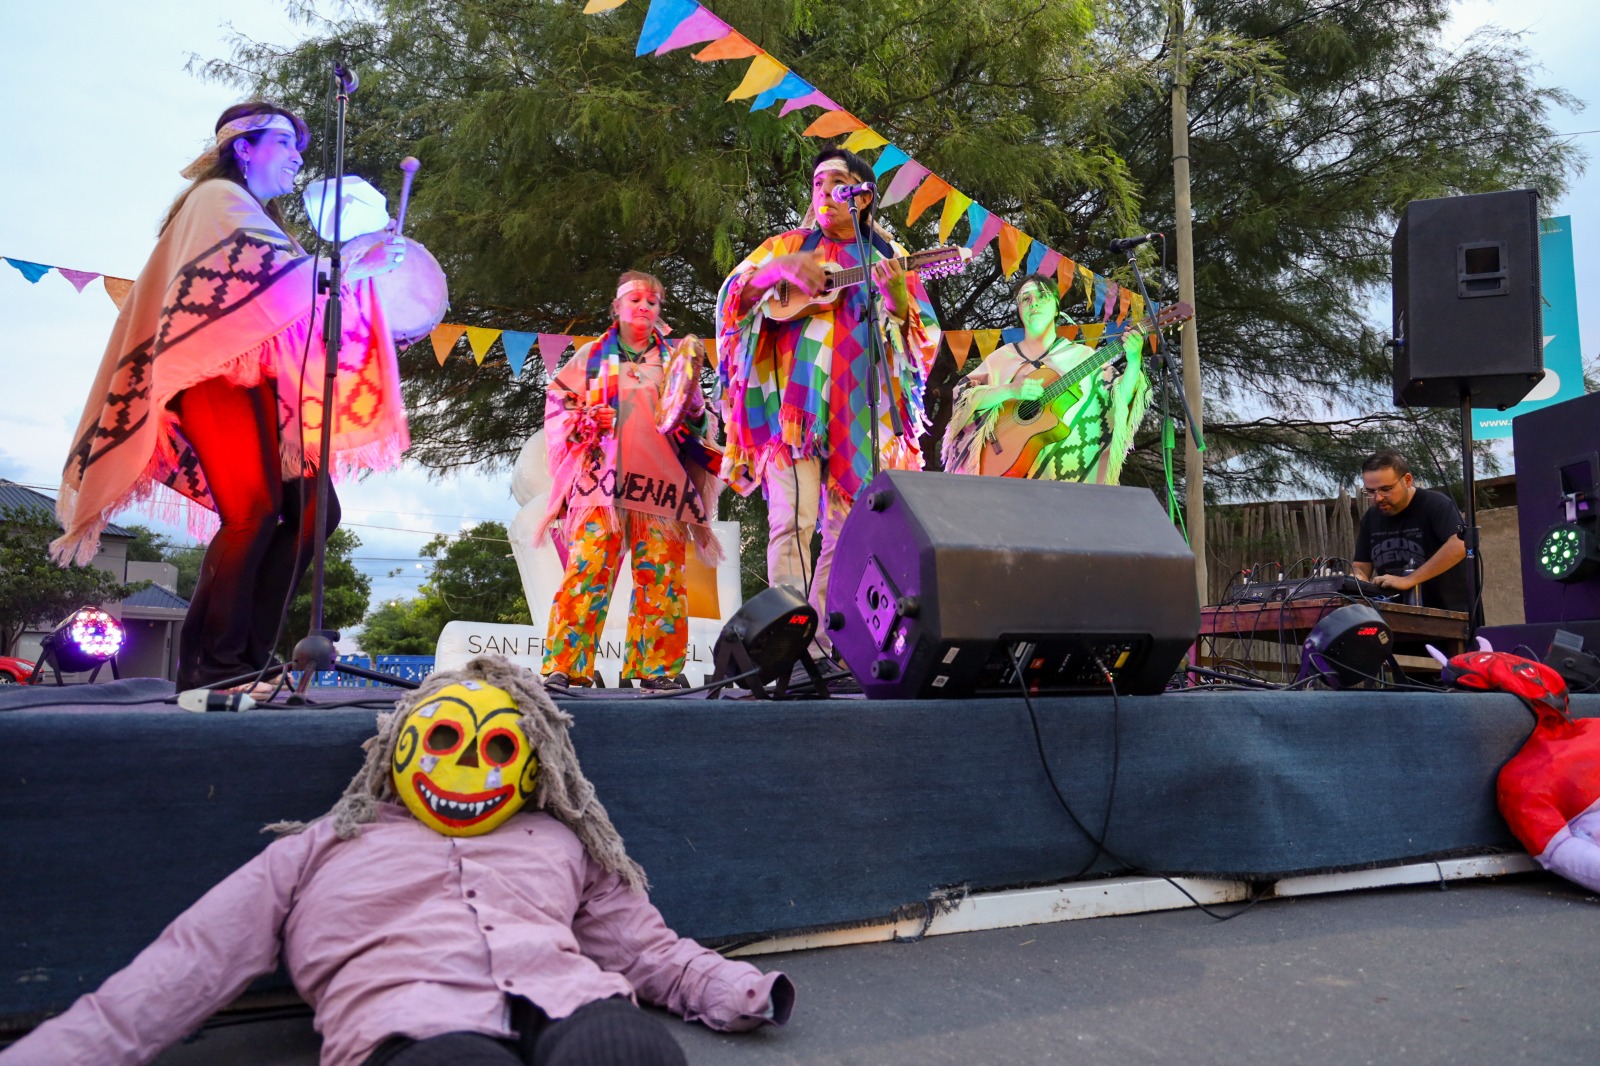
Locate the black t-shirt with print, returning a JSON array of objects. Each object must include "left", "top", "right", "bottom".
[{"left": 1353, "top": 487, "right": 1470, "bottom": 614}]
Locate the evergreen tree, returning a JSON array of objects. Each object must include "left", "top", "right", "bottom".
[
  {"left": 210, "top": 0, "right": 1580, "bottom": 503},
  {"left": 1097, "top": 0, "right": 1581, "bottom": 499}
]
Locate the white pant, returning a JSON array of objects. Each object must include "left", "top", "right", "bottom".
[{"left": 764, "top": 457, "right": 850, "bottom": 623}]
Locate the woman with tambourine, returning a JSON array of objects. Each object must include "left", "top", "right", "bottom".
[
  {"left": 539, "top": 270, "right": 723, "bottom": 689},
  {"left": 51, "top": 101, "right": 410, "bottom": 693}
]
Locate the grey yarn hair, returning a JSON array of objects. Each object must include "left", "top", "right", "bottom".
[{"left": 265, "top": 655, "right": 647, "bottom": 892}]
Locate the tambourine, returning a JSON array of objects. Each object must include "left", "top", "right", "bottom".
[
  {"left": 372, "top": 239, "right": 449, "bottom": 345},
  {"left": 656, "top": 335, "right": 708, "bottom": 434}
]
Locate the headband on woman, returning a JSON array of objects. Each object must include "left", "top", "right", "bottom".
[
  {"left": 614, "top": 279, "right": 672, "bottom": 336},
  {"left": 179, "top": 113, "right": 306, "bottom": 180}
]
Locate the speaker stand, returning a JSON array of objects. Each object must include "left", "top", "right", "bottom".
[{"left": 1458, "top": 392, "right": 1482, "bottom": 641}]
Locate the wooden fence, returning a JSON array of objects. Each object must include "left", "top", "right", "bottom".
[{"left": 1203, "top": 491, "right": 1373, "bottom": 605}]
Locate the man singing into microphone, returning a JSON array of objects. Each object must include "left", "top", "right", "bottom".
[
  {"left": 715, "top": 148, "right": 940, "bottom": 627},
  {"left": 942, "top": 272, "right": 1149, "bottom": 483}
]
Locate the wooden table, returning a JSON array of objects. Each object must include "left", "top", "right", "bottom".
[{"left": 1198, "top": 596, "right": 1470, "bottom": 680}]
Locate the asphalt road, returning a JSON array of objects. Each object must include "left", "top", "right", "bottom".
[{"left": 146, "top": 872, "right": 1598, "bottom": 1066}]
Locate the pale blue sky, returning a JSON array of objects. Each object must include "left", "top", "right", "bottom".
[{"left": 1, "top": 0, "right": 1595, "bottom": 617}]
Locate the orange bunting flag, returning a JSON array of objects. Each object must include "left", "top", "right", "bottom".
[
  {"left": 430, "top": 324, "right": 468, "bottom": 366},
  {"left": 694, "top": 32, "right": 761, "bottom": 61},
  {"left": 102, "top": 276, "right": 133, "bottom": 309},
  {"left": 574, "top": 335, "right": 601, "bottom": 349},
  {"left": 1056, "top": 257, "right": 1076, "bottom": 297},
  {"left": 937, "top": 190, "right": 973, "bottom": 244},
  {"left": 973, "top": 329, "right": 1003, "bottom": 357},
  {"left": 1117, "top": 287, "right": 1133, "bottom": 324},
  {"left": 945, "top": 330, "right": 975, "bottom": 366},
  {"left": 996, "top": 225, "right": 1031, "bottom": 278},
  {"left": 905, "top": 176, "right": 952, "bottom": 226},
  {"left": 840, "top": 127, "right": 888, "bottom": 153},
  {"left": 727, "top": 53, "right": 788, "bottom": 101},
  {"left": 1057, "top": 323, "right": 1080, "bottom": 341},
  {"left": 465, "top": 326, "right": 501, "bottom": 366},
  {"left": 802, "top": 110, "right": 865, "bottom": 138}
]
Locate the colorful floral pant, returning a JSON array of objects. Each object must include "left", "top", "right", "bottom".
[{"left": 542, "top": 516, "right": 688, "bottom": 682}]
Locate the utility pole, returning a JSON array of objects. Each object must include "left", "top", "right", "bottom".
[{"left": 1170, "top": 0, "right": 1208, "bottom": 605}]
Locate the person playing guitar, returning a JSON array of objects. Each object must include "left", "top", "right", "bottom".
[
  {"left": 715, "top": 149, "right": 941, "bottom": 629},
  {"left": 942, "top": 271, "right": 1152, "bottom": 485}
]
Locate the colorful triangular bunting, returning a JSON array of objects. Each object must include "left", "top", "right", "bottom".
[
  {"left": 57, "top": 268, "right": 100, "bottom": 292},
  {"left": 465, "top": 326, "right": 501, "bottom": 365},
  {"left": 538, "top": 333, "right": 573, "bottom": 372},
  {"left": 430, "top": 324, "right": 468, "bottom": 365},
  {"left": 879, "top": 161, "right": 930, "bottom": 207},
  {"left": 654, "top": 5, "right": 731, "bottom": 55},
  {"left": 103, "top": 276, "right": 132, "bottom": 309},
  {"left": 905, "top": 175, "right": 952, "bottom": 226},
  {"left": 728, "top": 54, "right": 789, "bottom": 102},
  {"left": 501, "top": 331, "right": 536, "bottom": 377},
  {"left": 4, "top": 258, "right": 50, "bottom": 284},
  {"left": 938, "top": 190, "right": 973, "bottom": 244},
  {"left": 945, "top": 330, "right": 974, "bottom": 366}
]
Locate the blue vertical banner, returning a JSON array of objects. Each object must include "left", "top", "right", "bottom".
[{"left": 1473, "top": 215, "right": 1585, "bottom": 439}]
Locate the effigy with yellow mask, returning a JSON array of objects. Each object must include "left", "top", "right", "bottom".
[{"left": 391, "top": 678, "right": 541, "bottom": 836}]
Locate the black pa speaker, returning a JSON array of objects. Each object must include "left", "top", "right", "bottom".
[
  {"left": 823, "top": 471, "right": 1199, "bottom": 698},
  {"left": 1390, "top": 189, "right": 1544, "bottom": 409}
]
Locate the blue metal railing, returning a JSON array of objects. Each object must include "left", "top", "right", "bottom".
[{"left": 308, "top": 654, "right": 436, "bottom": 688}]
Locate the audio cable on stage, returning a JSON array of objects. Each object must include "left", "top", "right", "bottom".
[{"left": 1016, "top": 652, "right": 1260, "bottom": 922}]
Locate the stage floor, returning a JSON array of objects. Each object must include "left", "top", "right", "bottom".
[
  {"left": 5, "top": 680, "right": 1598, "bottom": 1046},
  {"left": 140, "top": 873, "right": 1599, "bottom": 1066}
]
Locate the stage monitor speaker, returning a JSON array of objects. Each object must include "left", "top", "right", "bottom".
[
  {"left": 1390, "top": 188, "right": 1544, "bottom": 409},
  {"left": 824, "top": 471, "right": 1199, "bottom": 699},
  {"left": 1512, "top": 390, "right": 1600, "bottom": 625}
]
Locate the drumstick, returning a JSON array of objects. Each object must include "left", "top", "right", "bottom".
[{"left": 395, "top": 157, "right": 420, "bottom": 237}]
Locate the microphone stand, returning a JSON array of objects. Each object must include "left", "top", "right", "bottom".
[
  {"left": 849, "top": 200, "right": 903, "bottom": 479},
  {"left": 287, "top": 58, "right": 417, "bottom": 697},
  {"left": 1120, "top": 244, "right": 1204, "bottom": 528}
]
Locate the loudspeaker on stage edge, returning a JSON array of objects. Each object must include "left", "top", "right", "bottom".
[
  {"left": 824, "top": 471, "right": 1200, "bottom": 699},
  {"left": 1390, "top": 188, "right": 1544, "bottom": 409}
]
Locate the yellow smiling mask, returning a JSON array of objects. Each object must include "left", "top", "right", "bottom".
[{"left": 390, "top": 680, "right": 540, "bottom": 835}]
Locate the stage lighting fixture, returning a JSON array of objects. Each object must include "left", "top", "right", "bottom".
[
  {"left": 708, "top": 585, "right": 825, "bottom": 698},
  {"left": 1535, "top": 521, "right": 1600, "bottom": 584},
  {"left": 28, "top": 607, "right": 125, "bottom": 685},
  {"left": 1296, "top": 604, "right": 1392, "bottom": 689}
]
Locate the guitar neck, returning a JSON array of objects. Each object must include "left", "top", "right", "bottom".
[
  {"left": 824, "top": 251, "right": 941, "bottom": 293},
  {"left": 1036, "top": 334, "right": 1132, "bottom": 405}
]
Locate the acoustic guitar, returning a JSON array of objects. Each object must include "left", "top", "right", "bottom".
[
  {"left": 762, "top": 245, "right": 973, "bottom": 321},
  {"left": 977, "top": 302, "right": 1194, "bottom": 478}
]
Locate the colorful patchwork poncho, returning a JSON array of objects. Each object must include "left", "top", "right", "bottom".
[
  {"left": 51, "top": 179, "right": 408, "bottom": 564},
  {"left": 539, "top": 326, "right": 724, "bottom": 563},
  {"left": 715, "top": 228, "right": 941, "bottom": 504},
  {"left": 941, "top": 334, "right": 1150, "bottom": 484}
]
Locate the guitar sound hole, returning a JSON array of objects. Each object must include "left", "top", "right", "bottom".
[{"left": 1015, "top": 400, "right": 1042, "bottom": 423}]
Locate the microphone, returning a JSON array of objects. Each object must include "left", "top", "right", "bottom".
[
  {"left": 1108, "top": 232, "right": 1162, "bottom": 253},
  {"left": 334, "top": 57, "right": 360, "bottom": 95},
  {"left": 830, "top": 181, "right": 877, "bottom": 204}
]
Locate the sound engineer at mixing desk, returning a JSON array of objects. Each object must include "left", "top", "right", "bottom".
[{"left": 1351, "top": 450, "right": 1472, "bottom": 615}]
